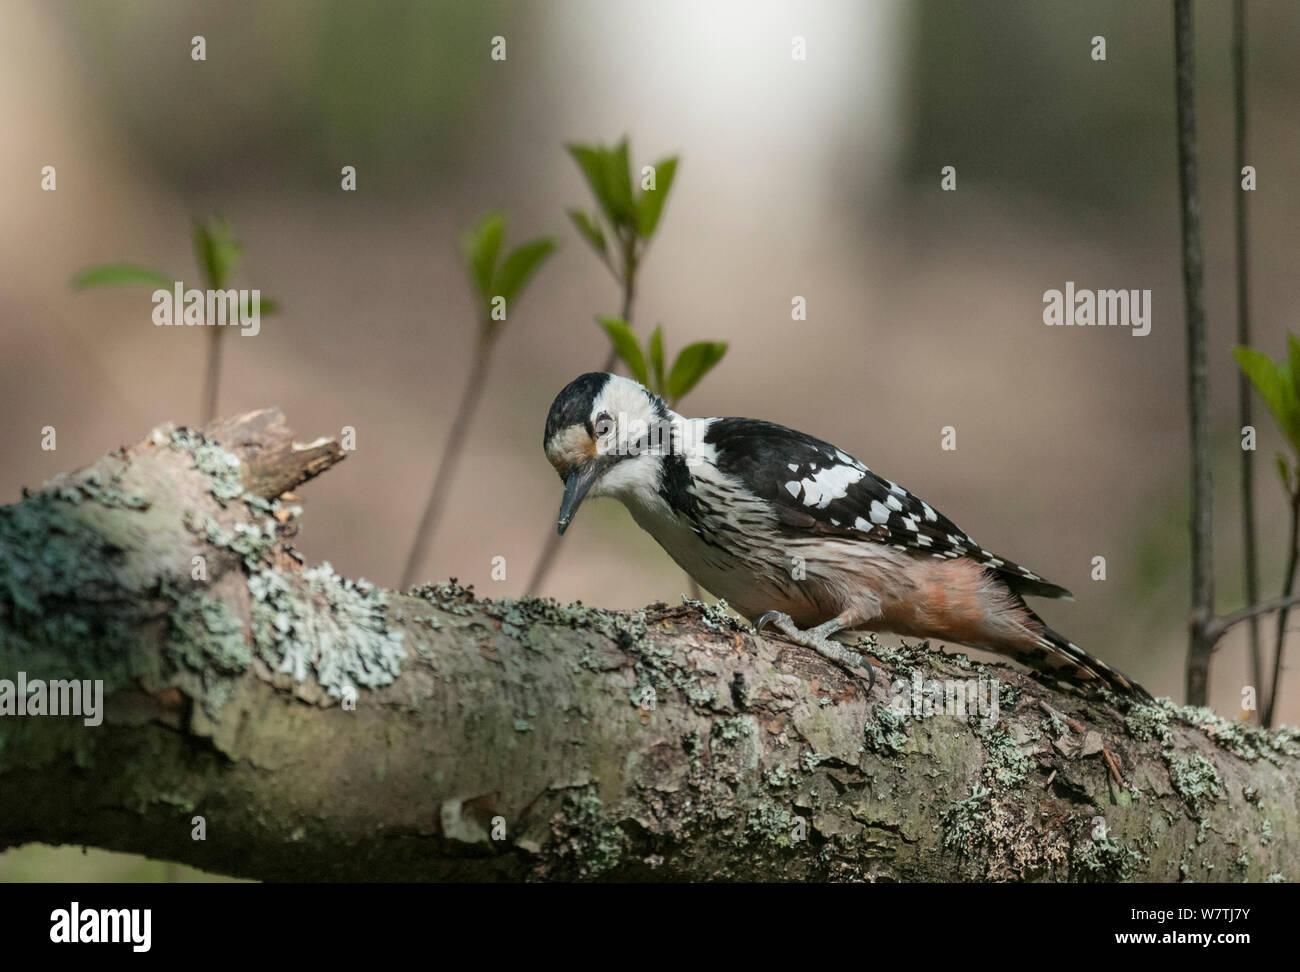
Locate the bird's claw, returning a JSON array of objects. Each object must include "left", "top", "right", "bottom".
[{"left": 753, "top": 610, "right": 876, "bottom": 692}]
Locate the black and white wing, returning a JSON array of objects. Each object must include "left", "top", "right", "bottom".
[{"left": 701, "top": 417, "right": 1072, "bottom": 600}]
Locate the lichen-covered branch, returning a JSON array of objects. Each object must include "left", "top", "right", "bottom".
[{"left": 0, "top": 411, "right": 1296, "bottom": 881}]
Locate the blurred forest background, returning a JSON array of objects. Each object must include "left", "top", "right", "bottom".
[{"left": 2, "top": 0, "right": 1298, "bottom": 879}]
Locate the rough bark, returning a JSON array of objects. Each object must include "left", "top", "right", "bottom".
[{"left": 0, "top": 410, "right": 1297, "bottom": 882}]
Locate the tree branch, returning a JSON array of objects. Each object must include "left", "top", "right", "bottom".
[
  {"left": 1, "top": 410, "right": 1296, "bottom": 881},
  {"left": 1207, "top": 590, "right": 1300, "bottom": 643}
]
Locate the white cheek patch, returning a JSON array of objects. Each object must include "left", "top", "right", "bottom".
[{"left": 791, "top": 463, "right": 866, "bottom": 508}]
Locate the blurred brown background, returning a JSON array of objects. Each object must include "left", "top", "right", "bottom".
[{"left": 2, "top": 0, "right": 1298, "bottom": 879}]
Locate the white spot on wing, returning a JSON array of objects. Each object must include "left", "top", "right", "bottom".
[
  {"left": 795, "top": 463, "right": 866, "bottom": 509},
  {"left": 869, "top": 500, "right": 890, "bottom": 524},
  {"left": 784, "top": 481, "right": 800, "bottom": 498}
]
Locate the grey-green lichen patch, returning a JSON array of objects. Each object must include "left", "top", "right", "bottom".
[
  {"left": 1171, "top": 703, "right": 1300, "bottom": 763},
  {"left": 163, "top": 588, "right": 250, "bottom": 718},
  {"left": 862, "top": 637, "right": 918, "bottom": 684},
  {"left": 1041, "top": 710, "right": 1067, "bottom": 738},
  {"left": 1170, "top": 753, "right": 1227, "bottom": 821},
  {"left": 417, "top": 585, "right": 739, "bottom": 716},
  {"left": 711, "top": 716, "right": 752, "bottom": 747},
  {"left": 1126, "top": 697, "right": 1300, "bottom": 764},
  {"left": 550, "top": 789, "right": 626, "bottom": 878},
  {"left": 864, "top": 702, "right": 909, "bottom": 754},
  {"left": 166, "top": 589, "right": 249, "bottom": 674},
  {"left": 1072, "top": 833, "right": 1148, "bottom": 882},
  {"left": 0, "top": 490, "right": 146, "bottom": 690},
  {"left": 977, "top": 723, "right": 1033, "bottom": 789},
  {"left": 744, "top": 803, "right": 794, "bottom": 847},
  {"left": 250, "top": 562, "right": 406, "bottom": 700},
  {"left": 939, "top": 784, "right": 990, "bottom": 855},
  {"left": 679, "top": 595, "right": 747, "bottom": 632},
  {"left": 169, "top": 428, "right": 243, "bottom": 504},
  {"left": 997, "top": 680, "right": 1022, "bottom": 710},
  {"left": 1168, "top": 753, "right": 1224, "bottom": 817},
  {"left": 765, "top": 764, "right": 800, "bottom": 789},
  {"left": 799, "top": 749, "right": 825, "bottom": 773},
  {"left": 203, "top": 515, "right": 279, "bottom": 570},
  {"left": 1124, "top": 700, "right": 1173, "bottom": 746},
  {"left": 413, "top": 580, "right": 651, "bottom": 652},
  {"left": 52, "top": 467, "right": 150, "bottom": 511}
]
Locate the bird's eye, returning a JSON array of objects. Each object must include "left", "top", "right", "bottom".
[{"left": 594, "top": 412, "right": 614, "bottom": 437}]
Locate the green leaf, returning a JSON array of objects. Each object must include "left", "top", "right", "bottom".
[
  {"left": 460, "top": 211, "right": 506, "bottom": 302},
  {"left": 1234, "top": 346, "right": 1300, "bottom": 452},
  {"left": 1288, "top": 334, "right": 1300, "bottom": 402},
  {"left": 605, "top": 139, "right": 635, "bottom": 224},
  {"left": 568, "top": 144, "right": 619, "bottom": 227},
  {"left": 72, "top": 264, "right": 175, "bottom": 290},
  {"left": 636, "top": 155, "right": 678, "bottom": 238},
  {"left": 568, "top": 142, "right": 634, "bottom": 228},
  {"left": 258, "top": 296, "right": 279, "bottom": 315},
  {"left": 597, "top": 316, "right": 648, "bottom": 385},
  {"left": 494, "top": 237, "right": 557, "bottom": 307},
  {"left": 667, "top": 341, "right": 727, "bottom": 402},
  {"left": 567, "top": 209, "right": 607, "bottom": 259},
  {"left": 193, "top": 216, "right": 242, "bottom": 290},
  {"left": 648, "top": 326, "right": 665, "bottom": 394}
]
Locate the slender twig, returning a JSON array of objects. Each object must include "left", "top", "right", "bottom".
[
  {"left": 1264, "top": 490, "right": 1300, "bottom": 726},
  {"left": 400, "top": 326, "right": 495, "bottom": 588},
  {"left": 1232, "top": 0, "right": 1263, "bottom": 707},
  {"left": 1207, "top": 578, "right": 1300, "bottom": 642},
  {"left": 202, "top": 327, "right": 223, "bottom": 424},
  {"left": 1174, "top": 0, "right": 1214, "bottom": 706}
]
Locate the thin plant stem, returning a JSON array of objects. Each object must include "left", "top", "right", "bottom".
[
  {"left": 202, "top": 326, "right": 223, "bottom": 424},
  {"left": 1174, "top": 0, "right": 1214, "bottom": 706},
  {"left": 1206, "top": 588, "right": 1300, "bottom": 642},
  {"left": 1264, "top": 490, "right": 1300, "bottom": 727},
  {"left": 1233, "top": 0, "right": 1263, "bottom": 711},
  {"left": 400, "top": 326, "right": 495, "bottom": 588}
]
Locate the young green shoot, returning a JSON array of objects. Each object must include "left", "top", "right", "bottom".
[
  {"left": 72, "top": 215, "right": 279, "bottom": 423},
  {"left": 400, "top": 212, "right": 556, "bottom": 588}
]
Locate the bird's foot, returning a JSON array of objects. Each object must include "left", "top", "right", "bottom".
[{"left": 755, "top": 610, "right": 875, "bottom": 692}]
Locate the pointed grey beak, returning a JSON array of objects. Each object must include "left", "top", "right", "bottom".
[{"left": 556, "top": 461, "right": 605, "bottom": 535}]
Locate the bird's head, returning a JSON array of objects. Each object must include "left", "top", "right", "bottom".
[{"left": 543, "top": 372, "right": 676, "bottom": 534}]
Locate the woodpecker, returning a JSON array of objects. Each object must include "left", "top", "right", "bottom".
[{"left": 543, "top": 372, "right": 1150, "bottom": 699}]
